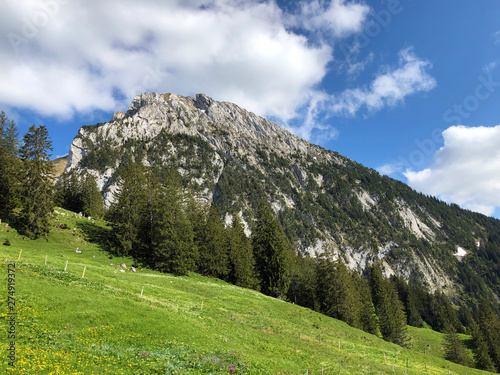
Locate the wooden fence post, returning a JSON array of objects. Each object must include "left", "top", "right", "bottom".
[{"left": 64, "top": 259, "right": 68, "bottom": 271}]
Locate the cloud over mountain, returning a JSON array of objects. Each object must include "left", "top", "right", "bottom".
[{"left": 405, "top": 125, "right": 500, "bottom": 216}]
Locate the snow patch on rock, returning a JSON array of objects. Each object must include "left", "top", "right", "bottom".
[{"left": 454, "top": 246, "right": 468, "bottom": 261}]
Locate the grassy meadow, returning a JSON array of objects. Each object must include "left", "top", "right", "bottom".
[{"left": 0, "top": 208, "right": 491, "bottom": 374}]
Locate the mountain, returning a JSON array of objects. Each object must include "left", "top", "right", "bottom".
[
  {"left": 65, "top": 92, "right": 500, "bottom": 304},
  {"left": 51, "top": 155, "right": 68, "bottom": 178}
]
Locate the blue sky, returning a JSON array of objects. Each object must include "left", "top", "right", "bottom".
[{"left": 1, "top": 0, "right": 500, "bottom": 217}]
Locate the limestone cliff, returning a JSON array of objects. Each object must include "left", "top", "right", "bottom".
[{"left": 65, "top": 92, "right": 500, "bottom": 301}]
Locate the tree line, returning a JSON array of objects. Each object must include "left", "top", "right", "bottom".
[
  {"left": 0, "top": 112, "right": 55, "bottom": 239},
  {"left": 2, "top": 112, "right": 500, "bottom": 371},
  {"left": 97, "top": 161, "right": 500, "bottom": 371}
]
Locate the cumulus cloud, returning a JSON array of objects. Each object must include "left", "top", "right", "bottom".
[
  {"left": 293, "top": 0, "right": 370, "bottom": 38},
  {"left": 0, "top": 0, "right": 339, "bottom": 121},
  {"left": 330, "top": 48, "right": 436, "bottom": 116},
  {"left": 404, "top": 125, "right": 500, "bottom": 216},
  {"left": 0, "top": 0, "right": 435, "bottom": 147}
]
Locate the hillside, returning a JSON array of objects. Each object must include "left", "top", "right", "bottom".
[
  {"left": 65, "top": 92, "right": 500, "bottom": 305},
  {"left": 51, "top": 155, "right": 69, "bottom": 179},
  {"left": 0, "top": 208, "right": 490, "bottom": 374}
]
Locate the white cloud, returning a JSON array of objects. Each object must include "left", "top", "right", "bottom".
[
  {"left": 493, "top": 30, "right": 500, "bottom": 45},
  {"left": 284, "top": 91, "right": 340, "bottom": 145},
  {"left": 404, "top": 125, "right": 500, "bottom": 216},
  {"left": 0, "top": 0, "right": 339, "bottom": 122},
  {"left": 0, "top": 0, "right": 435, "bottom": 148},
  {"left": 330, "top": 48, "right": 436, "bottom": 116},
  {"left": 293, "top": 0, "right": 370, "bottom": 38},
  {"left": 377, "top": 163, "right": 400, "bottom": 176}
]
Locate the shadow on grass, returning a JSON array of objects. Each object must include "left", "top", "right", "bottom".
[
  {"left": 0, "top": 210, "right": 22, "bottom": 232},
  {"left": 76, "top": 221, "right": 111, "bottom": 252},
  {"left": 76, "top": 221, "right": 151, "bottom": 269},
  {"left": 463, "top": 336, "right": 475, "bottom": 351}
]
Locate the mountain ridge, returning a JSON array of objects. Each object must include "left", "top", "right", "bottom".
[{"left": 64, "top": 92, "right": 500, "bottom": 303}]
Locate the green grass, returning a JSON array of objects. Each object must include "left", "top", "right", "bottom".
[{"left": 0, "top": 208, "right": 492, "bottom": 374}]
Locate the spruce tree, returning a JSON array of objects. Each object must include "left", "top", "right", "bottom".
[
  {"left": 287, "top": 254, "right": 317, "bottom": 310},
  {"left": 391, "top": 276, "right": 424, "bottom": 328},
  {"left": 471, "top": 319, "right": 496, "bottom": 371},
  {"left": 80, "top": 173, "right": 105, "bottom": 218},
  {"left": 316, "top": 253, "right": 362, "bottom": 329},
  {"left": 354, "top": 273, "right": 380, "bottom": 336},
  {"left": 369, "top": 265, "right": 408, "bottom": 346},
  {"left": 55, "top": 170, "right": 82, "bottom": 212},
  {"left": 148, "top": 169, "right": 198, "bottom": 275},
  {"left": 18, "top": 125, "right": 54, "bottom": 239},
  {"left": 108, "top": 162, "right": 147, "bottom": 257},
  {"left": 228, "top": 214, "right": 257, "bottom": 288},
  {"left": 198, "top": 204, "right": 230, "bottom": 279},
  {"left": 252, "top": 201, "right": 292, "bottom": 299},
  {"left": 0, "top": 112, "right": 20, "bottom": 210},
  {"left": 443, "top": 325, "right": 473, "bottom": 367},
  {"left": 476, "top": 299, "right": 500, "bottom": 370},
  {"left": 406, "top": 286, "right": 424, "bottom": 328}
]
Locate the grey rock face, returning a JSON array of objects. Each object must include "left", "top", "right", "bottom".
[{"left": 65, "top": 92, "right": 487, "bottom": 298}]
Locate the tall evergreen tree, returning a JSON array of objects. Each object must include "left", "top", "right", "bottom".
[
  {"left": 0, "top": 112, "right": 20, "bottom": 210},
  {"left": 80, "top": 173, "right": 105, "bottom": 218},
  {"left": 316, "top": 253, "right": 362, "bottom": 329},
  {"left": 443, "top": 325, "right": 473, "bottom": 367},
  {"left": 18, "top": 125, "right": 54, "bottom": 239},
  {"left": 471, "top": 319, "right": 496, "bottom": 372},
  {"left": 108, "top": 162, "right": 147, "bottom": 257},
  {"left": 252, "top": 201, "right": 293, "bottom": 299},
  {"left": 392, "top": 276, "right": 424, "bottom": 328},
  {"left": 148, "top": 169, "right": 198, "bottom": 275},
  {"left": 406, "top": 286, "right": 424, "bottom": 328},
  {"left": 429, "top": 293, "right": 461, "bottom": 333},
  {"left": 228, "top": 214, "right": 257, "bottom": 288},
  {"left": 198, "top": 204, "right": 230, "bottom": 279},
  {"left": 55, "top": 170, "right": 82, "bottom": 212},
  {"left": 287, "top": 254, "right": 317, "bottom": 310},
  {"left": 0, "top": 112, "right": 19, "bottom": 155},
  {"left": 369, "top": 265, "right": 408, "bottom": 346},
  {"left": 475, "top": 299, "right": 500, "bottom": 370},
  {"left": 354, "top": 272, "right": 380, "bottom": 336}
]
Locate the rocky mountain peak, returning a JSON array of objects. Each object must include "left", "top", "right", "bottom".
[{"left": 63, "top": 92, "right": 500, "bottom": 301}]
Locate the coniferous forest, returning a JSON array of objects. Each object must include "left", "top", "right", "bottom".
[{"left": 3, "top": 111, "right": 500, "bottom": 371}]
